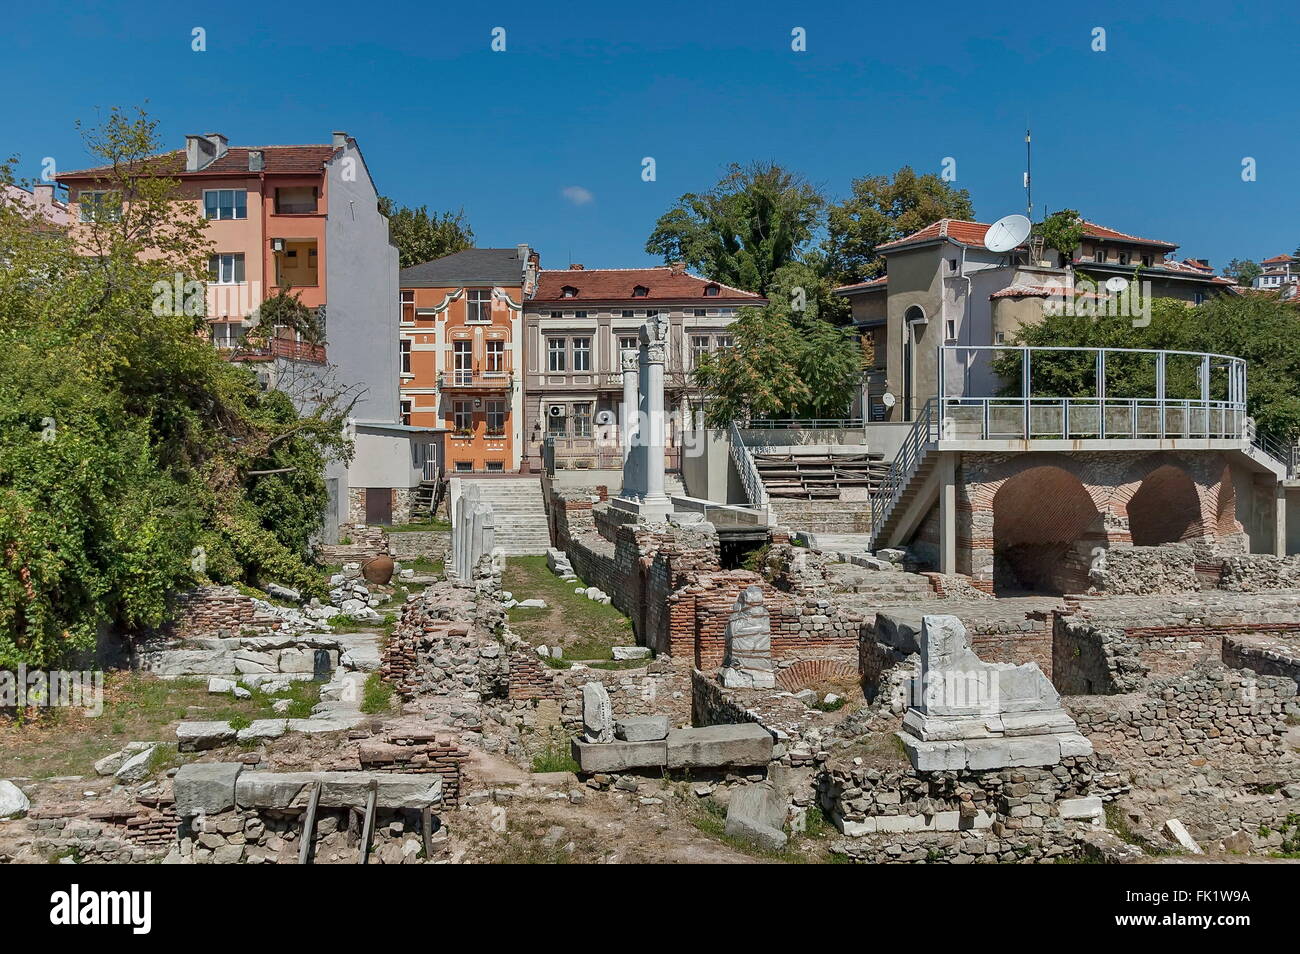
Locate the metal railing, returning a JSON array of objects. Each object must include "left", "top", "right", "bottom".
[
  {"left": 869, "top": 398, "right": 939, "bottom": 547},
  {"left": 728, "top": 421, "right": 770, "bottom": 508},
  {"left": 1248, "top": 423, "right": 1298, "bottom": 477},
  {"left": 437, "top": 370, "right": 513, "bottom": 388},
  {"left": 939, "top": 397, "right": 1245, "bottom": 441},
  {"left": 742, "top": 418, "right": 866, "bottom": 429}
]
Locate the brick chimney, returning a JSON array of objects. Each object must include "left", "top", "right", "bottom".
[
  {"left": 31, "top": 184, "right": 55, "bottom": 208},
  {"left": 668, "top": 260, "right": 686, "bottom": 275},
  {"left": 569, "top": 263, "right": 584, "bottom": 270},
  {"left": 248, "top": 149, "right": 264, "bottom": 172},
  {"left": 332, "top": 131, "right": 349, "bottom": 148}
]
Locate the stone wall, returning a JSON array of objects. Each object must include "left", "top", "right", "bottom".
[
  {"left": 165, "top": 586, "right": 262, "bottom": 639},
  {"left": 22, "top": 795, "right": 178, "bottom": 863},
  {"left": 1223, "top": 632, "right": 1300, "bottom": 683},
  {"left": 358, "top": 727, "right": 469, "bottom": 807},
  {"left": 769, "top": 500, "right": 872, "bottom": 534},
  {"left": 317, "top": 524, "right": 391, "bottom": 564},
  {"left": 385, "top": 530, "right": 451, "bottom": 562},
  {"left": 1221, "top": 553, "right": 1300, "bottom": 591}
]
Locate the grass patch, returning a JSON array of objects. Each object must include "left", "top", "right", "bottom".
[
  {"left": 503, "top": 556, "right": 634, "bottom": 660},
  {"left": 361, "top": 673, "right": 395, "bottom": 714},
  {"left": 404, "top": 556, "right": 444, "bottom": 576},
  {"left": 530, "top": 739, "right": 580, "bottom": 774}
]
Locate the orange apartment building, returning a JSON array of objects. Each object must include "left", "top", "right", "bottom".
[
  {"left": 58, "top": 131, "right": 436, "bottom": 534},
  {"left": 399, "top": 247, "right": 537, "bottom": 473}
]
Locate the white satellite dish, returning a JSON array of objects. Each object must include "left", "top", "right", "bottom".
[
  {"left": 881, "top": 392, "right": 897, "bottom": 408},
  {"left": 1105, "top": 276, "right": 1129, "bottom": 292},
  {"left": 984, "top": 214, "right": 1032, "bottom": 254}
]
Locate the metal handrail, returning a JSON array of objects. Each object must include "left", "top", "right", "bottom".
[
  {"left": 742, "top": 418, "right": 866, "bottom": 429},
  {"left": 729, "top": 421, "right": 770, "bottom": 508},
  {"left": 869, "top": 398, "right": 939, "bottom": 547},
  {"left": 1248, "top": 423, "right": 1298, "bottom": 477},
  {"left": 939, "top": 396, "right": 1245, "bottom": 441}
]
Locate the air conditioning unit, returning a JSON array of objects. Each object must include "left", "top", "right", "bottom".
[
  {"left": 595, "top": 410, "right": 615, "bottom": 426},
  {"left": 548, "top": 405, "right": 566, "bottom": 418}
]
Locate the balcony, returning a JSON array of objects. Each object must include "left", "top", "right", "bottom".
[
  {"left": 227, "top": 337, "right": 327, "bottom": 364},
  {"left": 437, "top": 370, "right": 513, "bottom": 389}
]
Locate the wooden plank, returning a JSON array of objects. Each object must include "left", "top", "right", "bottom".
[
  {"left": 357, "top": 779, "right": 379, "bottom": 865},
  {"left": 298, "top": 780, "right": 322, "bottom": 865}
]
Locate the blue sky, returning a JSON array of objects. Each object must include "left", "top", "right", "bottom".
[{"left": 3, "top": 1, "right": 1296, "bottom": 274}]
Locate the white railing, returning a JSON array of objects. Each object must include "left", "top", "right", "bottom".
[
  {"left": 940, "top": 397, "right": 1245, "bottom": 441},
  {"left": 728, "top": 421, "right": 770, "bottom": 509}
]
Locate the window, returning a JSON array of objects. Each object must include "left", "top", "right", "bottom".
[
  {"left": 574, "top": 310, "right": 588, "bottom": 319},
  {"left": 485, "top": 339, "right": 505, "bottom": 373},
  {"left": 400, "top": 289, "right": 415, "bottom": 323},
  {"left": 717, "top": 308, "right": 735, "bottom": 317},
  {"left": 400, "top": 399, "right": 412, "bottom": 426},
  {"left": 400, "top": 339, "right": 412, "bottom": 374},
  {"left": 619, "top": 335, "right": 638, "bottom": 353},
  {"left": 203, "top": 189, "right": 247, "bottom": 220},
  {"left": 691, "top": 335, "right": 710, "bottom": 367},
  {"left": 78, "top": 190, "right": 119, "bottom": 222},
  {"left": 704, "top": 284, "right": 720, "bottom": 296},
  {"left": 572, "top": 403, "right": 593, "bottom": 438},
  {"left": 573, "top": 337, "right": 591, "bottom": 371},
  {"left": 452, "top": 340, "right": 472, "bottom": 385},
  {"left": 1117, "top": 251, "right": 1130, "bottom": 266},
  {"left": 945, "top": 319, "right": 957, "bottom": 342},
  {"left": 209, "top": 253, "right": 246, "bottom": 285},
  {"left": 486, "top": 461, "right": 504, "bottom": 472},
  {"left": 210, "top": 322, "right": 244, "bottom": 349},
  {"left": 693, "top": 308, "right": 707, "bottom": 317},
  {"left": 632, "top": 285, "right": 649, "bottom": 297},
  {"left": 621, "top": 310, "right": 634, "bottom": 318},
  {"left": 455, "top": 460, "right": 473, "bottom": 472},
  {"left": 561, "top": 286, "right": 578, "bottom": 298},
  {"left": 1141, "top": 254, "right": 1153, "bottom": 267},
  {"left": 274, "top": 186, "right": 317, "bottom": 214},
  {"left": 453, "top": 401, "right": 473, "bottom": 434},
  {"left": 466, "top": 288, "right": 492, "bottom": 322},
  {"left": 549, "top": 311, "right": 562, "bottom": 318},
  {"left": 486, "top": 400, "right": 506, "bottom": 436},
  {"left": 547, "top": 338, "right": 566, "bottom": 372},
  {"left": 548, "top": 405, "right": 566, "bottom": 435},
  {"left": 715, "top": 334, "right": 733, "bottom": 350},
  {"left": 1094, "top": 248, "right": 1107, "bottom": 263}
]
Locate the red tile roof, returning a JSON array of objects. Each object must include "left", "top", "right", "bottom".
[
  {"left": 1262, "top": 254, "right": 1296, "bottom": 265},
  {"left": 876, "top": 219, "right": 992, "bottom": 252},
  {"left": 531, "top": 267, "right": 764, "bottom": 303},
  {"left": 834, "top": 275, "right": 888, "bottom": 294},
  {"left": 57, "top": 145, "right": 340, "bottom": 181},
  {"left": 1080, "top": 220, "right": 1176, "bottom": 249}
]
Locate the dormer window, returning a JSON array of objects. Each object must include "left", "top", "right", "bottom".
[
  {"left": 632, "top": 285, "right": 649, "bottom": 297},
  {"left": 704, "top": 284, "right": 720, "bottom": 296},
  {"left": 561, "top": 285, "right": 578, "bottom": 298}
]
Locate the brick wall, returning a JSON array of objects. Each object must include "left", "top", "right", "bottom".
[
  {"left": 357, "top": 728, "right": 468, "bottom": 807},
  {"left": 166, "top": 586, "right": 262, "bottom": 639}
]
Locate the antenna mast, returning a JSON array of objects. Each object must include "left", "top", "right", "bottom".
[{"left": 1024, "top": 128, "right": 1033, "bottom": 220}]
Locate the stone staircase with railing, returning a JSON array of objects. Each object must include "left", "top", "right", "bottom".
[
  {"left": 455, "top": 477, "right": 552, "bottom": 557},
  {"left": 869, "top": 399, "right": 941, "bottom": 550}
]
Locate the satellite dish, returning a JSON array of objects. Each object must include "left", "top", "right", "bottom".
[
  {"left": 984, "top": 214, "right": 1032, "bottom": 254},
  {"left": 881, "top": 392, "right": 897, "bottom": 408},
  {"left": 1105, "top": 276, "right": 1129, "bottom": 292}
]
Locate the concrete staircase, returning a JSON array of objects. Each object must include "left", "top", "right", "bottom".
[{"left": 459, "top": 478, "right": 552, "bottom": 556}]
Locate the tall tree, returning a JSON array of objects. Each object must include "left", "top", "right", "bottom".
[
  {"left": 823, "top": 166, "right": 974, "bottom": 284},
  {"left": 1225, "top": 258, "right": 1262, "bottom": 287},
  {"left": 645, "top": 162, "right": 824, "bottom": 295},
  {"left": 692, "top": 266, "right": 863, "bottom": 425},
  {"left": 379, "top": 199, "right": 474, "bottom": 269}
]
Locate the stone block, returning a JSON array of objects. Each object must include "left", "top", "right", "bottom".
[
  {"left": 176, "top": 721, "right": 237, "bottom": 752},
  {"left": 611, "top": 646, "right": 651, "bottom": 660},
  {"left": 235, "top": 771, "right": 442, "bottom": 810},
  {"left": 725, "top": 783, "right": 787, "bottom": 850},
  {"left": 616, "top": 716, "right": 669, "bottom": 742},
  {"left": 173, "top": 762, "right": 244, "bottom": 817},
  {"left": 665, "top": 724, "right": 773, "bottom": 769},
  {"left": 236, "top": 719, "right": 289, "bottom": 742},
  {"left": 570, "top": 738, "right": 667, "bottom": 773},
  {"left": 1058, "top": 796, "right": 1104, "bottom": 825}
]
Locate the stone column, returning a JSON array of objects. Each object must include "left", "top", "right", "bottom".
[
  {"left": 620, "top": 348, "right": 639, "bottom": 465},
  {"left": 640, "top": 316, "right": 671, "bottom": 514},
  {"left": 720, "top": 584, "right": 774, "bottom": 688}
]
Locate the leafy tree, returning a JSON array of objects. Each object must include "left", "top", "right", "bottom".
[
  {"left": 0, "top": 108, "right": 349, "bottom": 668},
  {"left": 645, "top": 162, "right": 824, "bottom": 295},
  {"left": 1224, "top": 258, "right": 1262, "bottom": 287},
  {"left": 822, "top": 166, "right": 975, "bottom": 284},
  {"left": 1034, "top": 209, "right": 1084, "bottom": 266},
  {"left": 378, "top": 199, "right": 474, "bottom": 269},
  {"left": 692, "top": 272, "right": 863, "bottom": 425}
]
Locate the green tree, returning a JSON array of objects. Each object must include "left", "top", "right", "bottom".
[
  {"left": 692, "top": 274, "right": 863, "bottom": 425},
  {"left": 0, "top": 108, "right": 348, "bottom": 668},
  {"left": 1224, "top": 258, "right": 1262, "bottom": 287},
  {"left": 378, "top": 199, "right": 474, "bottom": 269},
  {"left": 1034, "top": 209, "right": 1084, "bottom": 266},
  {"left": 822, "top": 166, "right": 975, "bottom": 284},
  {"left": 645, "top": 162, "right": 824, "bottom": 295}
]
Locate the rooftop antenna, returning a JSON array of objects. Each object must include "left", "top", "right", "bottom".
[{"left": 1024, "top": 127, "right": 1033, "bottom": 220}]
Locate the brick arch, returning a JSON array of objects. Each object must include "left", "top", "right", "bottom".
[
  {"left": 776, "top": 659, "right": 856, "bottom": 693},
  {"left": 964, "top": 453, "right": 1110, "bottom": 514},
  {"left": 1126, "top": 463, "right": 1207, "bottom": 546},
  {"left": 1214, "top": 465, "right": 1242, "bottom": 540},
  {"left": 991, "top": 464, "right": 1105, "bottom": 593}
]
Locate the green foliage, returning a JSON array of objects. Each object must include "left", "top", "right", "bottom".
[
  {"left": 530, "top": 738, "right": 580, "bottom": 774},
  {"left": 822, "top": 165, "right": 975, "bottom": 284},
  {"left": 361, "top": 672, "right": 394, "bottom": 714},
  {"left": 645, "top": 162, "right": 823, "bottom": 295},
  {"left": 0, "top": 107, "right": 347, "bottom": 667},
  {"left": 378, "top": 199, "right": 474, "bottom": 269},
  {"left": 1002, "top": 294, "right": 1300, "bottom": 439},
  {"left": 1224, "top": 258, "right": 1262, "bottom": 287},
  {"left": 1034, "top": 209, "right": 1084, "bottom": 264},
  {"left": 692, "top": 266, "right": 864, "bottom": 425}
]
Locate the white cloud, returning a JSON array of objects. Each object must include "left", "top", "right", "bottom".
[{"left": 561, "top": 185, "right": 594, "bottom": 206}]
